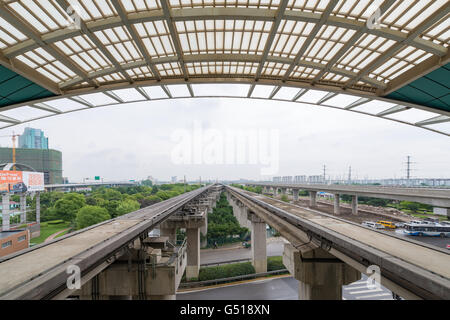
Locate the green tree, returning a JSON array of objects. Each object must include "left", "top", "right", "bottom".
[
  {"left": 54, "top": 193, "right": 86, "bottom": 222},
  {"left": 76, "top": 206, "right": 110, "bottom": 229},
  {"left": 141, "top": 179, "right": 153, "bottom": 187},
  {"left": 151, "top": 186, "right": 159, "bottom": 194},
  {"left": 139, "top": 195, "right": 162, "bottom": 208},
  {"left": 98, "top": 199, "right": 120, "bottom": 218},
  {"left": 155, "top": 190, "right": 172, "bottom": 200},
  {"left": 116, "top": 199, "right": 140, "bottom": 216},
  {"left": 102, "top": 189, "right": 123, "bottom": 201},
  {"left": 400, "top": 201, "right": 420, "bottom": 213}
]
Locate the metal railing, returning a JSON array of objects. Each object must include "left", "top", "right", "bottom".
[
  {"left": 200, "top": 258, "right": 251, "bottom": 267},
  {"left": 179, "top": 269, "right": 289, "bottom": 289}
]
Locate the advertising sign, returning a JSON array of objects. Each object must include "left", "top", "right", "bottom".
[{"left": 0, "top": 170, "right": 45, "bottom": 193}]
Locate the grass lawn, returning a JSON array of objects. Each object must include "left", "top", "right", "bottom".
[
  {"left": 30, "top": 221, "right": 71, "bottom": 245},
  {"left": 55, "top": 229, "right": 71, "bottom": 238}
]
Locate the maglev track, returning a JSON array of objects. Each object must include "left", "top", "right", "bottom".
[
  {"left": 0, "top": 185, "right": 213, "bottom": 300},
  {"left": 226, "top": 186, "right": 450, "bottom": 300}
]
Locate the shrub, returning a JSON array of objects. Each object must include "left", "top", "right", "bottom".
[
  {"left": 197, "top": 262, "right": 255, "bottom": 281},
  {"left": 47, "top": 220, "right": 65, "bottom": 225},
  {"left": 267, "top": 256, "right": 286, "bottom": 271}
]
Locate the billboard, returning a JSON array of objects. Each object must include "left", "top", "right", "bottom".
[{"left": 0, "top": 170, "right": 45, "bottom": 193}]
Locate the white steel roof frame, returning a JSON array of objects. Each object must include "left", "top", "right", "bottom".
[{"left": 0, "top": 80, "right": 448, "bottom": 137}]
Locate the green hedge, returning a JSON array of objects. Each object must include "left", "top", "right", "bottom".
[
  {"left": 267, "top": 256, "right": 285, "bottom": 271},
  {"left": 196, "top": 262, "right": 256, "bottom": 281},
  {"left": 47, "top": 220, "right": 65, "bottom": 225}
]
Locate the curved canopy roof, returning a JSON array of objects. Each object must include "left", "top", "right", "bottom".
[{"left": 0, "top": 0, "right": 449, "bottom": 134}]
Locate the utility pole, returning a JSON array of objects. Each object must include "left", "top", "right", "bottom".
[
  {"left": 184, "top": 175, "right": 186, "bottom": 192},
  {"left": 322, "top": 165, "right": 326, "bottom": 183}
]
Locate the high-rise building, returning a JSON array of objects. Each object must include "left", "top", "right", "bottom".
[
  {"left": 0, "top": 148, "right": 62, "bottom": 184},
  {"left": 18, "top": 128, "right": 48, "bottom": 150}
]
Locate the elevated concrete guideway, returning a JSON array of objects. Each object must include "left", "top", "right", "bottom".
[
  {"left": 0, "top": 185, "right": 215, "bottom": 300},
  {"left": 248, "top": 182, "right": 450, "bottom": 208},
  {"left": 226, "top": 186, "right": 450, "bottom": 300}
]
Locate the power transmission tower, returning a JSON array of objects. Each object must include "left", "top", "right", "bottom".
[
  {"left": 323, "top": 165, "right": 326, "bottom": 183},
  {"left": 404, "top": 156, "right": 416, "bottom": 180},
  {"left": 348, "top": 166, "right": 352, "bottom": 183}
]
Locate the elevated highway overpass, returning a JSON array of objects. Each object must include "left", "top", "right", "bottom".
[
  {"left": 244, "top": 182, "right": 450, "bottom": 217},
  {"left": 226, "top": 186, "right": 450, "bottom": 300},
  {"left": 44, "top": 181, "right": 138, "bottom": 191}
]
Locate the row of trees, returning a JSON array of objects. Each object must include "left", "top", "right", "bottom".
[
  {"left": 206, "top": 193, "right": 249, "bottom": 243},
  {"left": 25, "top": 183, "right": 201, "bottom": 230}
]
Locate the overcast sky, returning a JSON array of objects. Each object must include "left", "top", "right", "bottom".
[{"left": 0, "top": 94, "right": 449, "bottom": 183}]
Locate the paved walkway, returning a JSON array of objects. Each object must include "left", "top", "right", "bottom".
[{"left": 45, "top": 228, "right": 70, "bottom": 243}]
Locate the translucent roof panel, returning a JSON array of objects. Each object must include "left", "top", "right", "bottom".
[{"left": 0, "top": 0, "right": 447, "bottom": 120}]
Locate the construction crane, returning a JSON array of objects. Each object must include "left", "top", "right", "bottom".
[{"left": 0, "top": 132, "right": 20, "bottom": 170}]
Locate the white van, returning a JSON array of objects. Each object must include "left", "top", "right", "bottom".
[{"left": 362, "top": 221, "right": 385, "bottom": 229}]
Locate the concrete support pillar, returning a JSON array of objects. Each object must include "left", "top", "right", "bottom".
[
  {"left": 2, "top": 193, "right": 10, "bottom": 231},
  {"left": 35, "top": 192, "right": 40, "bottom": 223},
  {"left": 309, "top": 191, "right": 317, "bottom": 207},
  {"left": 160, "top": 227, "right": 177, "bottom": 244},
  {"left": 334, "top": 194, "right": 340, "bottom": 215},
  {"left": 351, "top": 195, "right": 358, "bottom": 215},
  {"left": 236, "top": 203, "right": 243, "bottom": 228},
  {"left": 20, "top": 193, "right": 26, "bottom": 223},
  {"left": 283, "top": 244, "right": 360, "bottom": 300},
  {"left": 248, "top": 212, "right": 267, "bottom": 273},
  {"left": 433, "top": 207, "right": 450, "bottom": 220},
  {"left": 273, "top": 187, "right": 278, "bottom": 196},
  {"left": 281, "top": 188, "right": 287, "bottom": 195},
  {"left": 200, "top": 208, "right": 208, "bottom": 248},
  {"left": 292, "top": 189, "right": 299, "bottom": 201},
  {"left": 186, "top": 228, "right": 200, "bottom": 279}
]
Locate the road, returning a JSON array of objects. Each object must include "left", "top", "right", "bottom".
[
  {"left": 191, "top": 220, "right": 448, "bottom": 300},
  {"left": 393, "top": 229, "right": 450, "bottom": 249},
  {"left": 200, "top": 238, "right": 286, "bottom": 265},
  {"left": 177, "top": 274, "right": 394, "bottom": 300}
]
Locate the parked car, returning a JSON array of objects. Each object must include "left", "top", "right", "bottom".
[
  {"left": 362, "top": 221, "right": 385, "bottom": 229},
  {"left": 395, "top": 222, "right": 405, "bottom": 228}
]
